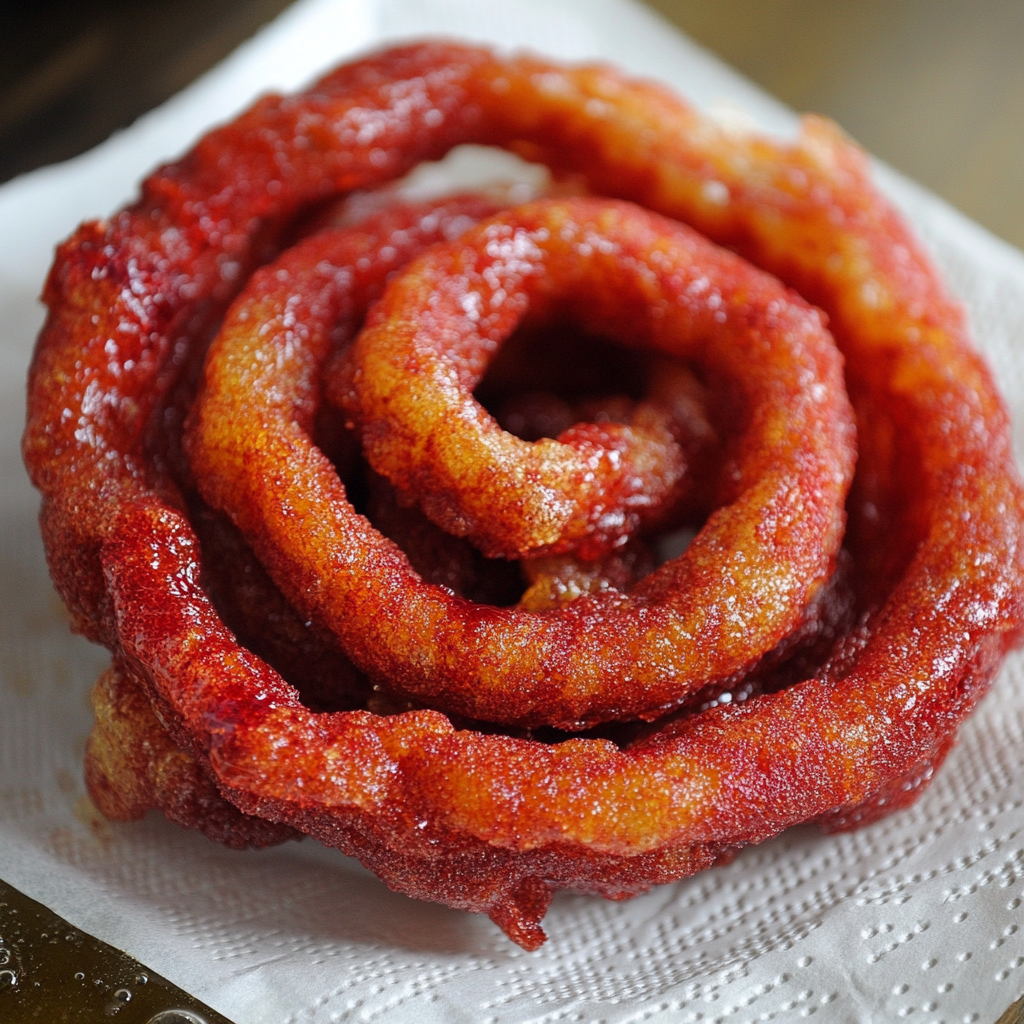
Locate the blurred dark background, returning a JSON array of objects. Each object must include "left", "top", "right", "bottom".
[
  {"left": 2, "top": 0, "right": 1022, "bottom": 249},
  {"left": 0, "top": 0, "right": 294, "bottom": 177}
]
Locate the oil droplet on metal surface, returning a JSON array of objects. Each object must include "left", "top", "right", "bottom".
[
  {"left": 146, "top": 1011, "right": 209, "bottom": 1024},
  {"left": 104, "top": 985, "right": 133, "bottom": 1015}
]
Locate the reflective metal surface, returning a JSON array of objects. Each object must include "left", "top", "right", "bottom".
[{"left": 0, "top": 878, "right": 235, "bottom": 1024}]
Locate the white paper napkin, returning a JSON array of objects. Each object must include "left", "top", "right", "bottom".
[{"left": 3, "top": 1, "right": 1024, "bottom": 1021}]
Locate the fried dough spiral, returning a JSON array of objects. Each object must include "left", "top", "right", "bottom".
[
  {"left": 189, "top": 196, "right": 853, "bottom": 728},
  {"left": 24, "top": 41, "right": 1024, "bottom": 950}
]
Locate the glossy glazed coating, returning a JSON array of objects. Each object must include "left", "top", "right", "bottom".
[
  {"left": 190, "top": 197, "right": 854, "bottom": 727},
  {"left": 85, "top": 661, "right": 299, "bottom": 850},
  {"left": 24, "top": 42, "right": 1024, "bottom": 948}
]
